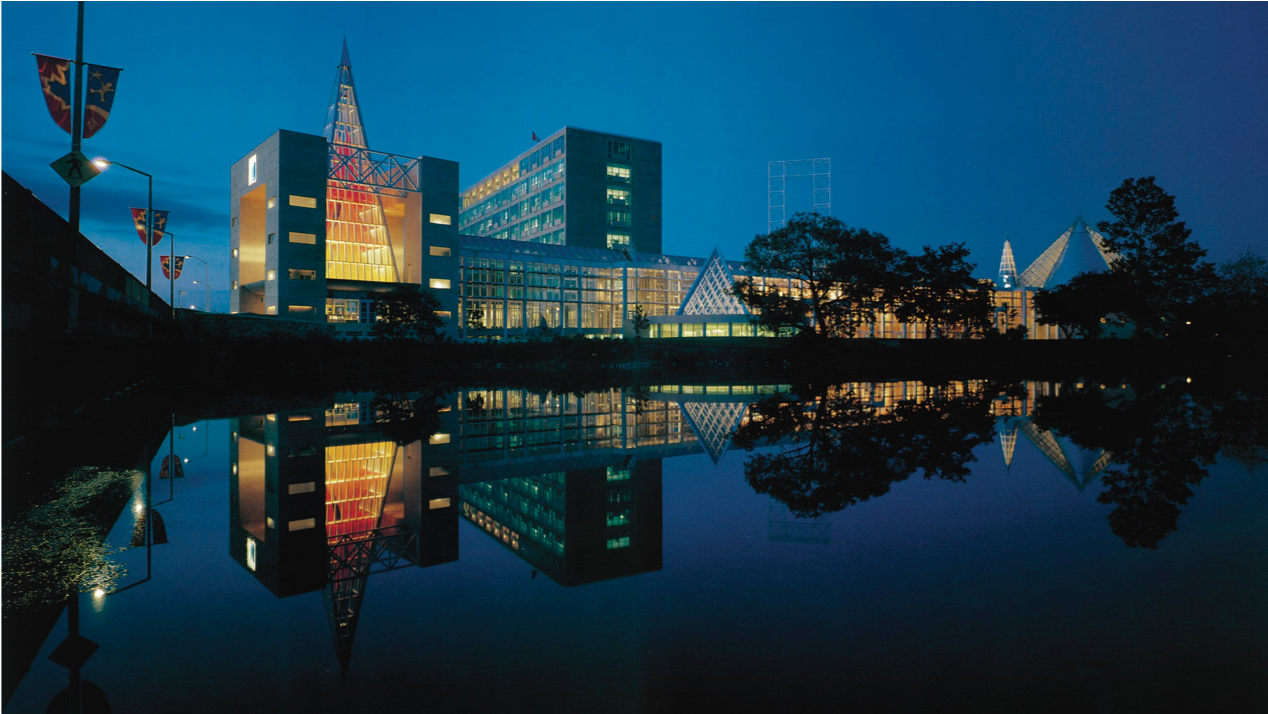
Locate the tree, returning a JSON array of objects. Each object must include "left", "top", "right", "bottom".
[
  {"left": 466, "top": 301, "right": 486, "bottom": 333},
  {"left": 1190, "top": 250, "right": 1268, "bottom": 340},
  {"left": 1035, "top": 270, "right": 1130, "bottom": 338},
  {"left": 371, "top": 286, "right": 444, "bottom": 342},
  {"left": 732, "top": 212, "right": 905, "bottom": 338},
  {"left": 630, "top": 304, "right": 650, "bottom": 341},
  {"left": 893, "top": 243, "right": 995, "bottom": 338},
  {"left": 1094, "top": 177, "right": 1218, "bottom": 337}
]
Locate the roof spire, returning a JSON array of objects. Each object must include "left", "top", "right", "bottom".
[{"left": 340, "top": 37, "right": 351, "bottom": 67}]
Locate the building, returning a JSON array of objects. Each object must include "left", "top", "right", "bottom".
[
  {"left": 459, "top": 128, "right": 662, "bottom": 254},
  {"left": 228, "top": 42, "right": 460, "bottom": 332}
]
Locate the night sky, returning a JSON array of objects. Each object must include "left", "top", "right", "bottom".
[{"left": 3, "top": 2, "right": 1265, "bottom": 311}]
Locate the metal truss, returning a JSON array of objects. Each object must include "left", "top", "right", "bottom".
[
  {"left": 326, "top": 525, "right": 421, "bottom": 581},
  {"left": 998, "top": 418, "right": 1018, "bottom": 468},
  {"left": 768, "top": 159, "right": 830, "bottom": 233},
  {"left": 328, "top": 143, "right": 422, "bottom": 196},
  {"left": 1017, "top": 420, "right": 1112, "bottom": 491},
  {"left": 768, "top": 501, "right": 830, "bottom": 544},
  {"left": 678, "top": 249, "right": 748, "bottom": 316}
]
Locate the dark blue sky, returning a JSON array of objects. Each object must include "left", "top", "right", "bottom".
[{"left": 4, "top": 2, "right": 1265, "bottom": 310}]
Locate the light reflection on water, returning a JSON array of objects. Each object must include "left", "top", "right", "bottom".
[{"left": 8, "top": 378, "right": 1266, "bottom": 712}]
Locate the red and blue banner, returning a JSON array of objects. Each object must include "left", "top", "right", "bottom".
[
  {"left": 131, "top": 208, "right": 169, "bottom": 246},
  {"left": 160, "top": 255, "right": 184, "bottom": 280},
  {"left": 83, "top": 65, "right": 121, "bottom": 138},
  {"left": 35, "top": 54, "right": 73, "bottom": 134}
]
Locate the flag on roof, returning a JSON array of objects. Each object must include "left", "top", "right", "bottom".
[
  {"left": 35, "top": 54, "right": 72, "bottom": 134},
  {"left": 532, "top": 131, "right": 539, "bottom": 142}
]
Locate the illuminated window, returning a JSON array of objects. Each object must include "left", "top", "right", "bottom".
[
  {"left": 429, "top": 246, "right": 451, "bottom": 257},
  {"left": 429, "top": 433, "right": 450, "bottom": 445},
  {"left": 288, "top": 306, "right": 313, "bottom": 314},
  {"left": 288, "top": 482, "right": 316, "bottom": 495},
  {"left": 607, "top": 233, "right": 631, "bottom": 249},
  {"left": 429, "top": 214, "right": 452, "bottom": 225},
  {"left": 606, "top": 467, "right": 630, "bottom": 481},
  {"left": 607, "top": 188, "right": 632, "bottom": 206},
  {"left": 248, "top": 155, "right": 257, "bottom": 185},
  {"left": 267, "top": 197, "right": 277, "bottom": 209},
  {"left": 607, "top": 509, "right": 631, "bottom": 526},
  {"left": 232, "top": 281, "right": 238, "bottom": 290},
  {"left": 606, "top": 165, "right": 631, "bottom": 184},
  {"left": 289, "top": 232, "right": 317, "bottom": 244},
  {"left": 437, "top": 311, "right": 452, "bottom": 319},
  {"left": 266, "top": 444, "right": 276, "bottom": 456},
  {"left": 429, "top": 497, "right": 451, "bottom": 510},
  {"left": 429, "top": 279, "right": 451, "bottom": 290},
  {"left": 232, "top": 248, "right": 239, "bottom": 258},
  {"left": 288, "top": 269, "right": 317, "bottom": 280},
  {"left": 606, "top": 536, "right": 631, "bottom": 549},
  {"left": 266, "top": 517, "right": 275, "bottom": 529},
  {"left": 607, "top": 210, "right": 632, "bottom": 227},
  {"left": 266, "top": 270, "right": 276, "bottom": 281},
  {"left": 429, "top": 466, "right": 450, "bottom": 477},
  {"left": 288, "top": 518, "right": 316, "bottom": 531},
  {"left": 246, "top": 538, "right": 257, "bottom": 571},
  {"left": 289, "top": 195, "right": 318, "bottom": 208},
  {"left": 266, "top": 305, "right": 277, "bottom": 315}
]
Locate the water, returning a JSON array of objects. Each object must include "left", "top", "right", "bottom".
[{"left": 7, "top": 379, "right": 1266, "bottom": 713}]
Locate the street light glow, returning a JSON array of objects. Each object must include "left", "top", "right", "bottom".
[{"left": 92, "top": 157, "right": 111, "bottom": 169}]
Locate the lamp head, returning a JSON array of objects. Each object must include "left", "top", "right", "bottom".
[{"left": 92, "top": 157, "right": 111, "bottom": 169}]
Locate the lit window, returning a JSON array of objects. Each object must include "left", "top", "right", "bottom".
[
  {"left": 606, "top": 165, "right": 631, "bottom": 184},
  {"left": 266, "top": 517, "right": 275, "bottom": 529},
  {"left": 288, "top": 305, "right": 313, "bottom": 314},
  {"left": 436, "top": 311, "right": 452, "bottom": 319},
  {"left": 248, "top": 155, "right": 257, "bottom": 185},
  {"left": 266, "top": 270, "right": 276, "bottom": 281},
  {"left": 607, "top": 210, "right": 631, "bottom": 227},
  {"left": 429, "top": 497, "right": 451, "bottom": 510},
  {"left": 606, "top": 536, "right": 631, "bottom": 549},
  {"left": 429, "top": 278, "right": 451, "bottom": 290},
  {"left": 429, "top": 246, "right": 451, "bottom": 257},
  {"left": 246, "top": 538, "right": 257, "bottom": 571},
  {"left": 267, "top": 197, "right": 276, "bottom": 209},
  {"left": 429, "top": 214, "right": 452, "bottom": 225},
  {"left": 289, "top": 195, "right": 317, "bottom": 208},
  {"left": 429, "top": 466, "right": 450, "bottom": 477},
  {"left": 232, "top": 281, "right": 238, "bottom": 290},
  {"left": 607, "top": 509, "right": 631, "bottom": 526},
  {"left": 288, "top": 269, "right": 317, "bottom": 281},
  {"left": 606, "top": 188, "right": 632, "bottom": 206},
  {"left": 266, "top": 444, "right": 276, "bottom": 456},
  {"left": 288, "top": 518, "right": 316, "bottom": 531},
  {"left": 232, "top": 248, "right": 239, "bottom": 258},
  {"left": 607, "top": 233, "right": 631, "bottom": 249},
  {"left": 429, "top": 433, "right": 450, "bottom": 445},
  {"left": 266, "top": 305, "right": 277, "bottom": 315},
  {"left": 288, "top": 482, "right": 315, "bottom": 495}
]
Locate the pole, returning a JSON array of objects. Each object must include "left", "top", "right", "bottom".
[
  {"left": 204, "top": 263, "right": 210, "bottom": 312},
  {"left": 68, "top": 2, "right": 84, "bottom": 236},
  {"left": 170, "top": 233, "right": 176, "bottom": 317},
  {"left": 146, "top": 176, "right": 153, "bottom": 292}
]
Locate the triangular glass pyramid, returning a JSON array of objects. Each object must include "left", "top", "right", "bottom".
[
  {"left": 322, "top": 42, "right": 398, "bottom": 283},
  {"left": 1018, "top": 218, "right": 1121, "bottom": 289},
  {"left": 680, "top": 400, "right": 749, "bottom": 463},
  {"left": 678, "top": 249, "right": 748, "bottom": 316}
]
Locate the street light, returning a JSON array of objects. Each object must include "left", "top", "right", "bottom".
[
  {"left": 92, "top": 158, "right": 155, "bottom": 292},
  {"left": 185, "top": 254, "right": 211, "bottom": 312}
]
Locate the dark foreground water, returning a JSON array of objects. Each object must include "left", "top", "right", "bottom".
[{"left": 7, "top": 378, "right": 1266, "bottom": 713}]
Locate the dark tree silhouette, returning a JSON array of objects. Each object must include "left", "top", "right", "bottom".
[
  {"left": 732, "top": 213, "right": 905, "bottom": 338},
  {"left": 734, "top": 381, "right": 998, "bottom": 518},
  {"left": 893, "top": 243, "right": 995, "bottom": 338},
  {"left": 1035, "top": 270, "right": 1131, "bottom": 338},
  {"left": 371, "top": 286, "right": 444, "bottom": 342},
  {"left": 370, "top": 389, "right": 444, "bottom": 446}
]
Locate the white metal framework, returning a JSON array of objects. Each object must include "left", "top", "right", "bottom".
[
  {"left": 768, "top": 502, "right": 830, "bottom": 544},
  {"left": 680, "top": 400, "right": 750, "bottom": 464},
  {"left": 998, "top": 239, "right": 1018, "bottom": 289},
  {"left": 768, "top": 158, "right": 830, "bottom": 233}
]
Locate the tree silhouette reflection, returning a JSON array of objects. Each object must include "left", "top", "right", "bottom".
[
  {"left": 1036, "top": 377, "right": 1266, "bottom": 549},
  {"left": 734, "top": 381, "right": 998, "bottom": 518}
]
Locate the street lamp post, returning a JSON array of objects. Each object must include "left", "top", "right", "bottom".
[
  {"left": 185, "top": 254, "right": 211, "bottom": 312},
  {"left": 91, "top": 158, "right": 154, "bottom": 291}
]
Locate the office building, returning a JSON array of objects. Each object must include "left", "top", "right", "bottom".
[{"left": 459, "top": 128, "right": 663, "bottom": 254}]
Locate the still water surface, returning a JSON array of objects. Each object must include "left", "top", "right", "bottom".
[{"left": 10, "top": 379, "right": 1266, "bottom": 712}]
